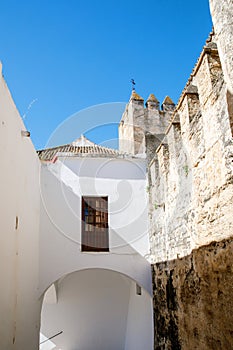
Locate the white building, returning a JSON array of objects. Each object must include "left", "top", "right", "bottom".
[
  {"left": 38, "top": 135, "right": 153, "bottom": 350},
  {"left": 0, "top": 62, "right": 153, "bottom": 349},
  {"left": 0, "top": 62, "right": 41, "bottom": 349}
]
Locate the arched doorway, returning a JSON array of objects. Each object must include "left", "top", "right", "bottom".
[{"left": 40, "top": 268, "right": 153, "bottom": 350}]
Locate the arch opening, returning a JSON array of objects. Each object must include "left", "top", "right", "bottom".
[{"left": 40, "top": 268, "right": 153, "bottom": 350}]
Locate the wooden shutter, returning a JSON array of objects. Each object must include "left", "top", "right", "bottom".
[{"left": 81, "top": 196, "right": 109, "bottom": 252}]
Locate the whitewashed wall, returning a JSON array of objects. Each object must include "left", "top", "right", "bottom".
[
  {"left": 125, "top": 281, "right": 153, "bottom": 350},
  {"left": 0, "top": 63, "right": 41, "bottom": 349},
  {"left": 39, "top": 155, "right": 153, "bottom": 349},
  {"left": 39, "top": 156, "right": 151, "bottom": 296},
  {"left": 41, "top": 269, "right": 153, "bottom": 350}
]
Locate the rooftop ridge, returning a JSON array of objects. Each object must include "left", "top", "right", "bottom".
[
  {"left": 72, "top": 134, "right": 96, "bottom": 147},
  {"left": 37, "top": 135, "right": 127, "bottom": 161}
]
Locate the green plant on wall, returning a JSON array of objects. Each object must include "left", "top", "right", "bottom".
[
  {"left": 154, "top": 202, "right": 165, "bottom": 210},
  {"left": 183, "top": 164, "right": 189, "bottom": 177}
]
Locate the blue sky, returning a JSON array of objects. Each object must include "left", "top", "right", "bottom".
[{"left": 0, "top": 0, "right": 212, "bottom": 149}]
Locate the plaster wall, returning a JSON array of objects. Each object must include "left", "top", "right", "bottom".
[
  {"left": 39, "top": 156, "right": 152, "bottom": 296},
  {"left": 125, "top": 280, "right": 153, "bottom": 350},
  {"left": 0, "top": 63, "right": 41, "bottom": 349},
  {"left": 41, "top": 269, "right": 153, "bottom": 350}
]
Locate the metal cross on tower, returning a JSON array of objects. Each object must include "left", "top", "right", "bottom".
[{"left": 131, "top": 79, "right": 136, "bottom": 91}]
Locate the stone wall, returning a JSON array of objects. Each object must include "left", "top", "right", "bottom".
[
  {"left": 119, "top": 91, "right": 173, "bottom": 157},
  {"left": 148, "top": 34, "right": 233, "bottom": 263},
  {"left": 209, "top": 0, "right": 233, "bottom": 94},
  {"left": 152, "top": 237, "right": 233, "bottom": 349},
  {"left": 209, "top": 0, "right": 233, "bottom": 151},
  {"left": 148, "top": 4, "right": 233, "bottom": 346}
]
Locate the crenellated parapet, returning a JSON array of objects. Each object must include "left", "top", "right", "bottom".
[
  {"left": 161, "top": 96, "right": 176, "bottom": 112},
  {"left": 145, "top": 93, "right": 160, "bottom": 110},
  {"left": 148, "top": 32, "right": 233, "bottom": 263},
  {"left": 119, "top": 90, "right": 175, "bottom": 157}
]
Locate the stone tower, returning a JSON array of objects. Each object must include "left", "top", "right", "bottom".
[{"left": 119, "top": 90, "right": 175, "bottom": 161}]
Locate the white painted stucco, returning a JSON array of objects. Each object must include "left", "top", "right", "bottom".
[
  {"left": 39, "top": 155, "right": 153, "bottom": 349},
  {"left": 41, "top": 269, "right": 153, "bottom": 350},
  {"left": 0, "top": 63, "right": 41, "bottom": 349},
  {"left": 39, "top": 156, "right": 151, "bottom": 296},
  {"left": 125, "top": 281, "right": 153, "bottom": 350},
  {"left": 0, "top": 62, "right": 153, "bottom": 350}
]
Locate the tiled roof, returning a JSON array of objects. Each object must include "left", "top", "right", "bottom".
[{"left": 37, "top": 135, "right": 121, "bottom": 162}]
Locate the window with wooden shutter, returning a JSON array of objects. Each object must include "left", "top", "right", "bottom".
[{"left": 81, "top": 196, "right": 109, "bottom": 252}]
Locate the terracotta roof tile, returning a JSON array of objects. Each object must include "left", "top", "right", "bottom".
[{"left": 37, "top": 135, "right": 121, "bottom": 161}]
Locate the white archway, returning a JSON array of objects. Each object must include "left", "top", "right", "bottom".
[{"left": 40, "top": 268, "right": 153, "bottom": 350}]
